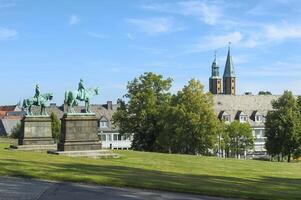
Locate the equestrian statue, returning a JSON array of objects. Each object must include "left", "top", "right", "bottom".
[
  {"left": 22, "top": 84, "right": 54, "bottom": 116},
  {"left": 64, "top": 79, "right": 100, "bottom": 113}
]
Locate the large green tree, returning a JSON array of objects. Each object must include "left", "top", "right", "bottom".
[
  {"left": 113, "top": 72, "right": 172, "bottom": 151},
  {"left": 265, "top": 91, "right": 301, "bottom": 162},
  {"left": 225, "top": 121, "right": 254, "bottom": 158},
  {"left": 158, "top": 79, "right": 219, "bottom": 155}
]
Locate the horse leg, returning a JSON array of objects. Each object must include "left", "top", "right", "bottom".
[{"left": 28, "top": 105, "right": 32, "bottom": 116}]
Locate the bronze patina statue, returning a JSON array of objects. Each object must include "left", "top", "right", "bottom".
[
  {"left": 64, "top": 79, "right": 99, "bottom": 113},
  {"left": 22, "top": 84, "right": 53, "bottom": 116}
]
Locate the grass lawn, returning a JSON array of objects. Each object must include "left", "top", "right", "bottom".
[{"left": 0, "top": 138, "right": 300, "bottom": 200}]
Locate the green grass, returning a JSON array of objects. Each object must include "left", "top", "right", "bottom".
[{"left": 0, "top": 138, "right": 300, "bottom": 200}]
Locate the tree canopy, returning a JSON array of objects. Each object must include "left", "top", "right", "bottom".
[
  {"left": 113, "top": 72, "right": 172, "bottom": 151},
  {"left": 265, "top": 91, "right": 301, "bottom": 162},
  {"left": 158, "top": 79, "right": 219, "bottom": 155},
  {"left": 113, "top": 73, "right": 219, "bottom": 155}
]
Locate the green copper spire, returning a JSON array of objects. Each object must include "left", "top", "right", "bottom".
[
  {"left": 223, "top": 43, "right": 236, "bottom": 78},
  {"left": 211, "top": 51, "right": 220, "bottom": 78}
]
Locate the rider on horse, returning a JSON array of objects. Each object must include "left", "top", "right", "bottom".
[
  {"left": 78, "top": 79, "right": 86, "bottom": 100},
  {"left": 34, "top": 84, "right": 41, "bottom": 106}
]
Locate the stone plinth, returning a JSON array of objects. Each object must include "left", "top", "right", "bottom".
[
  {"left": 10, "top": 116, "right": 56, "bottom": 151},
  {"left": 48, "top": 149, "right": 120, "bottom": 158},
  {"left": 57, "top": 113, "right": 102, "bottom": 151}
]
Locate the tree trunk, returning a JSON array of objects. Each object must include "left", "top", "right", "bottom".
[{"left": 288, "top": 152, "right": 291, "bottom": 162}]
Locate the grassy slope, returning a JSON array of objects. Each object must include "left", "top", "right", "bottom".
[{"left": 0, "top": 139, "right": 300, "bottom": 200}]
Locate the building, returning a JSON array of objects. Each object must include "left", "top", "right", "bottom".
[
  {"left": 0, "top": 105, "right": 24, "bottom": 136},
  {"left": 209, "top": 45, "right": 236, "bottom": 95},
  {"left": 209, "top": 45, "right": 277, "bottom": 154},
  {"left": 213, "top": 95, "right": 278, "bottom": 153},
  {"left": 209, "top": 53, "right": 222, "bottom": 94}
]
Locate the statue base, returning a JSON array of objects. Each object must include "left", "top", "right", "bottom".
[
  {"left": 47, "top": 149, "right": 119, "bottom": 158},
  {"left": 10, "top": 116, "right": 56, "bottom": 151},
  {"left": 56, "top": 113, "right": 102, "bottom": 151}
]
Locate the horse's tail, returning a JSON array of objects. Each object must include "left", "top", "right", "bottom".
[{"left": 64, "top": 91, "right": 68, "bottom": 103}]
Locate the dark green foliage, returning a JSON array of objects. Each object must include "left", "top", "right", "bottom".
[
  {"left": 258, "top": 91, "right": 272, "bottom": 95},
  {"left": 158, "top": 79, "right": 219, "bottom": 155},
  {"left": 113, "top": 72, "right": 172, "bottom": 151},
  {"left": 10, "top": 122, "right": 21, "bottom": 139},
  {"left": 113, "top": 73, "right": 219, "bottom": 154},
  {"left": 50, "top": 112, "right": 61, "bottom": 143},
  {"left": 224, "top": 121, "right": 254, "bottom": 158},
  {"left": 265, "top": 91, "right": 301, "bottom": 162}
]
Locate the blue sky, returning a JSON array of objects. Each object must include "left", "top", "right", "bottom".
[{"left": 1, "top": 0, "right": 301, "bottom": 105}]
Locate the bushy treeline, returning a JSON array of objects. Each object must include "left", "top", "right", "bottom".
[
  {"left": 113, "top": 72, "right": 253, "bottom": 156},
  {"left": 265, "top": 91, "right": 301, "bottom": 162}
]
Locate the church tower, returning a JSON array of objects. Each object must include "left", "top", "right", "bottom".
[
  {"left": 223, "top": 44, "right": 236, "bottom": 95},
  {"left": 209, "top": 52, "right": 222, "bottom": 94}
]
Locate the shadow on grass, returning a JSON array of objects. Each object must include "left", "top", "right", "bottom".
[{"left": 0, "top": 158, "right": 300, "bottom": 200}]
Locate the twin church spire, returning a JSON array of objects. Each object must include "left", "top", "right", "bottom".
[{"left": 209, "top": 44, "right": 236, "bottom": 95}]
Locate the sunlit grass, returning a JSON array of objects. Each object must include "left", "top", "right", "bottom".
[{"left": 0, "top": 138, "right": 300, "bottom": 200}]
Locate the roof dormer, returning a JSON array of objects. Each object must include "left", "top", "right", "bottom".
[
  {"left": 252, "top": 111, "right": 265, "bottom": 123},
  {"left": 219, "top": 111, "right": 231, "bottom": 123},
  {"left": 236, "top": 111, "right": 248, "bottom": 123}
]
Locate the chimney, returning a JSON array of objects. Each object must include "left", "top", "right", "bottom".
[{"left": 107, "top": 101, "right": 113, "bottom": 110}]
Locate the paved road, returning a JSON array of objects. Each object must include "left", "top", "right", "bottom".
[{"left": 0, "top": 176, "right": 236, "bottom": 200}]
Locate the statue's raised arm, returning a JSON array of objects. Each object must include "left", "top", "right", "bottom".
[{"left": 64, "top": 79, "right": 100, "bottom": 113}]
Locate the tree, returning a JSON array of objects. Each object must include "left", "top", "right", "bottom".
[
  {"left": 113, "top": 72, "right": 172, "bottom": 151},
  {"left": 225, "top": 121, "right": 254, "bottom": 158},
  {"left": 265, "top": 91, "right": 301, "bottom": 162},
  {"left": 10, "top": 122, "right": 21, "bottom": 139},
  {"left": 258, "top": 91, "right": 272, "bottom": 95},
  {"left": 50, "top": 112, "right": 61, "bottom": 143},
  {"left": 158, "top": 79, "right": 219, "bottom": 155}
]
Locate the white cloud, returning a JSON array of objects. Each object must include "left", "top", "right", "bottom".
[
  {"left": 264, "top": 23, "right": 301, "bottom": 41},
  {"left": 193, "top": 31, "right": 242, "bottom": 51},
  {"left": 69, "top": 14, "right": 80, "bottom": 26},
  {"left": 127, "top": 17, "right": 183, "bottom": 35},
  {"left": 142, "top": 1, "right": 222, "bottom": 25},
  {"left": 177, "top": 1, "right": 221, "bottom": 25},
  {"left": 0, "top": 27, "right": 17, "bottom": 40}
]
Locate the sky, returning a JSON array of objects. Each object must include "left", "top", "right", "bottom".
[{"left": 1, "top": 0, "right": 301, "bottom": 105}]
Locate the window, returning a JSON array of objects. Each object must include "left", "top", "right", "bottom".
[
  {"left": 122, "top": 134, "right": 127, "bottom": 140},
  {"left": 100, "top": 121, "right": 108, "bottom": 128},
  {"left": 262, "top": 129, "right": 265, "bottom": 137},
  {"left": 101, "top": 134, "right": 106, "bottom": 141},
  {"left": 118, "top": 134, "right": 122, "bottom": 141},
  {"left": 222, "top": 115, "right": 231, "bottom": 122},
  {"left": 255, "top": 115, "right": 262, "bottom": 122},
  {"left": 254, "top": 129, "right": 261, "bottom": 138},
  {"left": 107, "top": 134, "right": 112, "bottom": 141},
  {"left": 113, "top": 134, "right": 118, "bottom": 141},
  {"left": 240, "top": 115, "right": 247, "bottom": 123}
]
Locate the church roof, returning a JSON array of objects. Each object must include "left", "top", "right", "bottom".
[
  {"left": 213, "top": 95, "right": 280, "bottom": 127},
  {"left": 223, "top": 46, "right": 236, "bottom": 78}
]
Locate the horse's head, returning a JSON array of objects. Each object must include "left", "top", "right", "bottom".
[{"left": 94, "top": 87, "right": 100, "bottom": 95}]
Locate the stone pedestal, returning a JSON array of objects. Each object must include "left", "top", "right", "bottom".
[
  {"left": 10, "top": 116, "right": 56, "bottom": 151},
  {"left": 57, "top": 113, "right": 102, "bottom": 151},
  {"left": 48, "top": 113, "right": 119, "bottom": 158}
]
